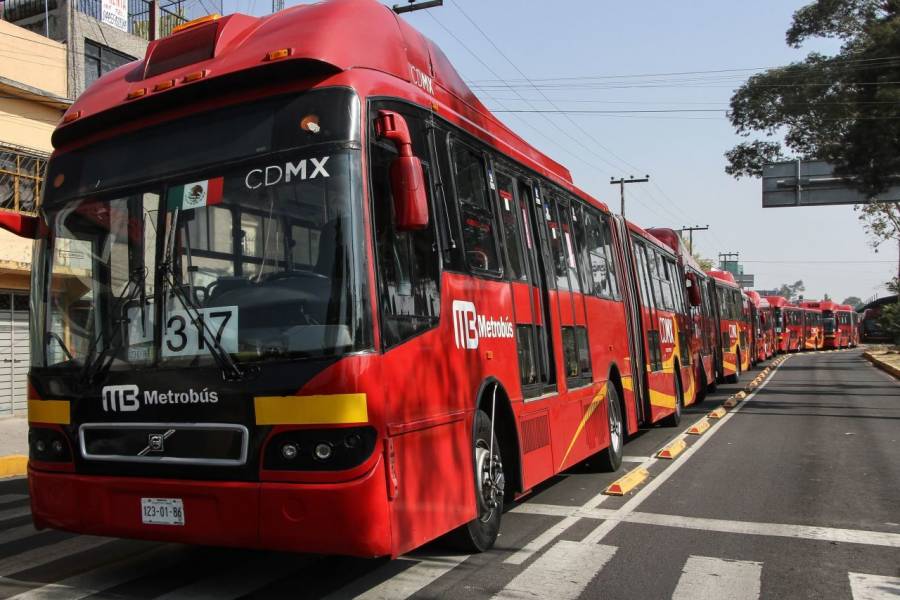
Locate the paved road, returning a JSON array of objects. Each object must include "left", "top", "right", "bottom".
[{"left": 0, "top": 349, "right": 897, "bottom": 599}]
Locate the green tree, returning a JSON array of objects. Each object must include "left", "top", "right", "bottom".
[
  {"left": 725, "top": 0, "right": 900, "bottom": 249},
  {"left": 776, "top": 280, "right": 806, "bottom": 300},
  {"left": 878, "top": 278, "right": 900, "bottom": 343},
  {"left": 841, "top": 295, "right": 863, "bottom": 308}
]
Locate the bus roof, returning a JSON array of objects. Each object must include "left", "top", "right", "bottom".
[
  {"left": 53, "top": 0, "right": 607, "bottom": 207},
  {"left": 800, "top": 300, "right": 836, "bottom": 311},
  {"left": 645, "top": 227, "right": 705, "bottom": 273},
  {"left": 706, "top": 269, "right": 739, "bottom": 288},
  {"left": 625, "top": 221, "right": 677, "bottom": 258},
  {"left": 764, "top": 295, "right": 793, "bottom": 308}
]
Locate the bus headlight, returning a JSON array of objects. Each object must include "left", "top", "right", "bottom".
[
  {"left": 262, "top": 426, "right": 376, "bottom": 471},
  {"left": 313, "top": 442, "right": 333, "bottom": 461},
  {"left": 29, "top": 427, "right": 72, "bottom": 462},
  {"left": 281, "top": 443, "right": 299, "bottom": 460}
]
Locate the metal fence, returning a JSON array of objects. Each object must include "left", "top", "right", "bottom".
[{"left": 0, "top": 145, "right": 48, "bottom": 215}]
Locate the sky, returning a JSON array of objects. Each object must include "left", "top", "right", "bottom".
[{"left": 213, "top": 0, "right": 894, "bottom": 303}]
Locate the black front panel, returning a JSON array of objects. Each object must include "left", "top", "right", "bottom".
[{"left": 29, "top": 356, "right": 339, "bottom": 481}]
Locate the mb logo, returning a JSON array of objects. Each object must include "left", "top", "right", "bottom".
[
  {"left": 452, "top": 300, "right": 479, "bottom": 349},
  {"left": 102, "top": 384, "right": 140, "bottom": 412}
]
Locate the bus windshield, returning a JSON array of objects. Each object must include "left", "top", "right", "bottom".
[{"left": 33, "top": 90, "right": 370, "bottom": 371}]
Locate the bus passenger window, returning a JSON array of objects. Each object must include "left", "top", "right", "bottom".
[
  {"left": 496, "top": 174, "right": 526, "bottom": 281},
  {"left": 451, "top": 144, "right": 501, "bottom": 273}
]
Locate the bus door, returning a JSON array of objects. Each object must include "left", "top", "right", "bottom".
[
  {"left": 493, "top": 169, "right": 558, "bottom": 487},
  {"left": 610, "top": 216, "right": 648, "bottom": 424}
]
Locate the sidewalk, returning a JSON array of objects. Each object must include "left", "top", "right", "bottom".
[
  {"left": 0, "top": 416, "right": 28, "bottom": 478},
  {"left": 862, "top": 347, "right": 900, "bottom": 380}
]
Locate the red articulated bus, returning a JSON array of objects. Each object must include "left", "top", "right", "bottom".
[
  {"left": 765, "top": 295, "right": 792, "bottom": 354},
  {"left": 648, "top": 227, "right": 718, "bottom": 400},
  {"left": 808, "top": 300, "right": 840, "bottom": 349},
  {"left": 799, "top": 302, "right": 824, "bottom": 350},
  {"left": 3, "top": 0, "right": 697, "bottom": 558},
  {"left": 745, "top": 291, "right": 772, "bottom": 364},
  {"left": 834, "top": 304, "right": 855, "bottom": 348},
  {"left": 706, "top": 269, "right": 750, "bottom": 383}
]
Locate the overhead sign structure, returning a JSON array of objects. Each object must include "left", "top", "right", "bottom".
[
  {"left": 735, "top": 274, "right": 755, "bottom": 288},
  {"left": 101, "top": 0, "right": 128, "bottom": 32},
  {"left": 762, "top": 160, "right": 900, "bottom": 208}
]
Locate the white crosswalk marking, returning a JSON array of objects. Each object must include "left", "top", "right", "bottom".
[
  {"left": 671, "top": 556, "right": 762, "bottom": 600},
  {"left": 848, "top": 572, "right": 900, "bottom": 599},
  {"left": 0, "top": 535, "right": 111, "bottom": 576},
  {"left": 0, "top": 523, "right": 43, "bottom": 547},
  {"left": 0, "top": 495, "right": 28, "bottom": 505},
  {"left": 492, "top": 541, "right": 616, "bottom": 600},
  {"left": 4, "top": 545, "right": 174, "bottom": 600},
  {"left": 153, "top": 554, "right": 311, "bottom": 600},
  {"left": 0, "top": 506, "right": 30, "bottom": 523},
  {"left": 350, "top": 554, "right": 469, "bottom": 600}
]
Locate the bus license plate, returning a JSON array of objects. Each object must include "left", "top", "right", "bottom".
[{"left": 141, "top": 498, "right": 184, "bottom": 526}]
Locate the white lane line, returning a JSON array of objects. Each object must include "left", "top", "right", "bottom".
[
  {"left": 0, "top": 495, "right": 28, "bottom": 505},
  {"left": 350, "top": 554, "right": 469, "bottom": 600},
  {"left": 0, "top": 506, "right": 30, "bottom": 523},
  {"left": 504, "top": 488, "right": 609, "bottom": 565},
  {"left": 671, "top": 555, "right": 762, "bottom": 600},
  {"left": 154, "top": 554, "right": 310, "bottom": 600},
  {"left": 0, "top": 536, "right": 112, "bottom": 577},
  {"left": 581, "top": 357, "right": 789, "bottom": 546},
  {"left": 622, "top": 455, "right": 651, "bottom": 463},
  {"left": 6, "top": 545, "right": 174, "bottom": 600},
  {"left": 623, "top": 512, "right": 900, "bottom": 549},
  {"left": 511, "top": 503, "right": 617, "bottom": 520},
  {"left": 492, "top": 541, "right": 616, "bottom": 600},
  {"left": 848, "top": 572, "right": 900, "bottom": 599},
  {"left": 0, "top": 523, "right": 44, "bottom": 547}
]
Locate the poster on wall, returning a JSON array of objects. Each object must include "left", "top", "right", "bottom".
[{"left": 101, "top": 0, "right": 128, "bottom": 32}]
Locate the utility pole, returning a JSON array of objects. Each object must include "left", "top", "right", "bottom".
[
  {"left": 678, "top": 224, "right": 709, "bottom": 252},
  {"left": 149, "top": 0, "right": 159, "bottom": 41},
  {"left": 272, "top": 0, "right": 284, "bottom": 13},
  {"left": 718, "top": 252, "right": 740, "bottom": 273},
  {"left": 609, "top": 175, "right": 649, "bottom": 217}
]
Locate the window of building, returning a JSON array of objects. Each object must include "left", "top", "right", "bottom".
[
  {"left": 84, "top": 40, "right": 136, "bottom": 89},
  {"left": 0, "top": 145, "right": 47, "bottom": 214}
]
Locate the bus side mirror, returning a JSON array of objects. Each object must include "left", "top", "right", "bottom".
[
  {"left": 685, "top": 273, "right": 702, "bottom": 307},
  {"left": 375, "top": 110, "right": 429, "bottom": 231},
  {"left": 0, "top": 211, "right": 40, "bottom": 239}
]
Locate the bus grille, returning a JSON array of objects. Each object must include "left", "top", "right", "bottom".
[{"left": 78, "top": 423, "right": 249, "bottom": 466}]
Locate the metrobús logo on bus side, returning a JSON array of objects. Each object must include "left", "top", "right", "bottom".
[
  {"left": 452, "top": 300, "right": 514, "bottom": 350},
  {"left": 101, "top": 384, "right": 219, "bottom": 413}
]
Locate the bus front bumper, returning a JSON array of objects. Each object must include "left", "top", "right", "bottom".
[{"left": 28, "top": 458, "right": 393, "bottom": 557}]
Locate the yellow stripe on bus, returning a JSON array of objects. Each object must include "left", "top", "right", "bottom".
[
  {"left": 28, "top": 400, "right": 70, "bottom": 425},
  {"left": 649, "top": 388, "right": 677, "bottom": 409},
  {"left": 254, "top": 394, "right": 368, "bottom": 425},
  {"left": 558, "top": 383, "right": 607, "bottom": 470}
]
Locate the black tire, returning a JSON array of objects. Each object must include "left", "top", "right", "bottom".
[
  {"left": 695, "top": 363, "right": 708, "bottom": 403},
  {"left": 662, "top": 374, "right": 683, "bottom": 427},
  {"left": 726, "top": 350, "right": 741, "bottom": 384},
  {"left": 595, "top": 384, "right": 624, "bottom": 472},
  {"left": 446, "top": 409, "right": 505, "bottom": 552},
  {"left": 707, "top": 363, "right": 718, "bottom": 392}
]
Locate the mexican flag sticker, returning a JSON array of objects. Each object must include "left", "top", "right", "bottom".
[{"left": 167, "top": 177, "right": 224, "bottom": 211}]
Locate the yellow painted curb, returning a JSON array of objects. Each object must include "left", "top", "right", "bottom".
[
  {"left": 0, "top": 455, "right": 27, "bottom": 478},
  {"left": 708, "top": 407, "right": 727, "bottom": 419},
  {"left": 687, "top": 419, "right": 711, "bottom": 435},
  {"left": 657, "top": 438, "right": 687, "bottom": 459},
  {"left": 605, "top": 467, "right": 650, "bottom": 495}
]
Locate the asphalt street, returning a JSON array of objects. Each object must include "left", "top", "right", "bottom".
[{"left": 0, "top": 349, "right": 897, "bottom": 599}]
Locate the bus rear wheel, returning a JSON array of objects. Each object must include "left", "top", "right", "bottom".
[
  {"left": 447, "top": 409, "right": 505, "bottom": 552},
  {"left": 662, "top": 375, "right": 683, "bottom": 427},
  {"left": 595, "top": 384, "right": 624, "bottom": 472}
]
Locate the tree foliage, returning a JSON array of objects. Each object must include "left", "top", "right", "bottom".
[
  {"left": 775, "top": 280, "right": 806, "bottom": 300},
  {"left": 726, "top": 0, "right": 900, "bottom": 246},
  {"left": 841, "top": 295, "right": 863, "bottom": 307}
]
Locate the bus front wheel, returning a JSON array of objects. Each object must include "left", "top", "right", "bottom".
[{"left": 448, "top": 409, "right": 505, "bottom": 552}]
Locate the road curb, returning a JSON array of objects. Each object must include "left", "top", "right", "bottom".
[
  {"left": 0, "top": 455, "right": 27, "bottom": 479},
  {"left": 862, "top": 351, "right": 900, "bottom": 380}
]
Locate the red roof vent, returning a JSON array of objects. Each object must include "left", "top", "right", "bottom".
[{"left": 144, "top": 22, "right": 219, "bottom": 79}]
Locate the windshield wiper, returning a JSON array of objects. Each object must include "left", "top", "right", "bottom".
[
  {"left": 160, "top": 208, "right": 248, "bottom": 382},
  {"left": 80, "top": 267, "right": 147, "bottom": 385}
]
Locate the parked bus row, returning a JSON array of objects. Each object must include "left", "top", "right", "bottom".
[{"left": 0, "top": 0, "right": 861, "bottom": 559}]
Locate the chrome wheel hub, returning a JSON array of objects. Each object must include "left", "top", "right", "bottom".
[{"left": 475, "top": 443, "right": 504, "bottom": 521}]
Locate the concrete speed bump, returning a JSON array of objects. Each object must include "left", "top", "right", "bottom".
[
  {"left": 723, "top": 396, "right": 739, "bottom": 408},
  {"left": 687, "top": 419, "right": 711, "bottom": 435},
  {"left": 657, "top": 438, "right": 687, "bottom": 459},
  {"left": 0, "top": 455, "right": 27, "bottom": 479},
  {"left": 708, "top": 407, "right": 727, "bottom": 419},
  {"left": 605, "top": 466, "right": 650, "bottom": 495},
  {"left": 734, "top": 391, "right": 747, "bottom": 400}
]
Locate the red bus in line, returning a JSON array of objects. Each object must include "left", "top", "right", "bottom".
[
  {"left": 648, "top": 227, "right": 718, "bottom": 400},
  {"left": 745, "top": 291, "right": 773, "bottom": 364},
  {"left": 707, "top": 270, "right": 749, "bottom": 382},
  {"left": 834, "top": 304, "right": 855, "bottom": 348},
  {"left": 849, "top": 308, "right": 860, "bottom": 347},
  {"left": 799, "top": 302, "right": 824, "bottom": 350},
  {"left": 765, "top": 295, "right": 792, "bottom": 354},
  {"left": 3, "top": 0, "right": 695, "bottom": 558},
  {"left": 809, "top": 300, "right": 841, "bottom": 349}
]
